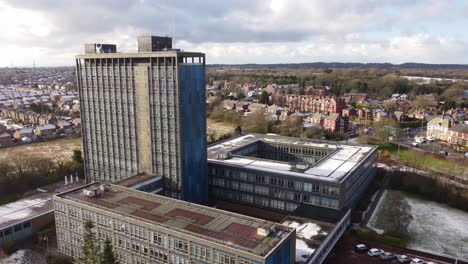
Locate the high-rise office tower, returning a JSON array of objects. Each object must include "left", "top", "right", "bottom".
[{"left": 76, "top": 36, "right": 207, "bottom": 204}]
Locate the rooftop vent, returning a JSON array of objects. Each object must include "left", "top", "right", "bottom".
[
  {"left": 99, "top": 183, "right": 110, "bottom": 192},
  {"left": 83, "top": 187, "right": 98, "bottom": 197}
]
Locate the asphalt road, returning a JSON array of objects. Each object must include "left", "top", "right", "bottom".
[{"left": 391, "top": 127, "right": 462, "bottom": 157}]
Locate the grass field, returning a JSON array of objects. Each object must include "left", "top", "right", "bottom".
[
  {"left": 207, "top": 118, "right": 237, "bottom": 141},
  {"left": 362, "top": 135, "right": 468, "bottom": 175},
  {"left": 371, "top": 190, "right": 468, "bottom": 260},
  {"left": 0, "top": 137, "right": 82, "bottom": 162}
]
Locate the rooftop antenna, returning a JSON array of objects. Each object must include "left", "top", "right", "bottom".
[{"left": 172, "top": 14, "right": 176, "bottom": 49}]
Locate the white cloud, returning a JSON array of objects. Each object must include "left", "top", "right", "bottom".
[{"left": 0, "top": 0, "right": 466, "bottom": 66}]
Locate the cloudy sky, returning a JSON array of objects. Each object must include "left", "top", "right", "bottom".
[{"left": 0, "top": 0, "right": 467, "bottom": 66}]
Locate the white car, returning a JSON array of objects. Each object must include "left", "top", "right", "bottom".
[
  {"left": 426, "top": 136, "right": 435, "bottom": 142},
  {"left": 398, "top": 255, "right": 411, "bottom": 263},
  {"left": 367, "top": 248, "right": 384, "bottom": 256},
  {"left": 426, "top": 262, "right": 437, "bottom": 264},
  {"left": 411, "top": 258, "right": 425, "bottom": 264},
  {"left": 412, "top": 142, "right": 419, "bottom": 147}
]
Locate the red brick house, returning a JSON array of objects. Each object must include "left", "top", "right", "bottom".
[
  {"left": 35, "top": 124, "right": 57, "bottom": 138},
  {"left": 285, "top": 95, "right": 346, "bottom": 114},
  {"left": 448, "top": 124, "right": 468, "bottom": 149},
  {"left": 342, "top": 107, "right": 357, "bottom": 117},
  {"left": 323, "top": 114, "right": 348, "bottom": 133},
  {"left": 0, "top": 132, "right": 11, "bottom": 146}
]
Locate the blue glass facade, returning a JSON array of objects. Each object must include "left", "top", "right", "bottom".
[
  {"left": 178, "top": 64, "right": 208, "bottom": 204},
  {"left": 266, "top": 239, "right": 291, "bottom": 264}
]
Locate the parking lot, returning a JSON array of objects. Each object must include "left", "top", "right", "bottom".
[{"left": 324, "top": 231, "right": 467, "bottom": 264}]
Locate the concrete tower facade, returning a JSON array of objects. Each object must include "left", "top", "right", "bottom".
[{"left": 76, "top": 36, "right": 207, "bottom": 204}]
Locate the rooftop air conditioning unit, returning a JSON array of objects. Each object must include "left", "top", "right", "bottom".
[
  {"left": 296, "top": 163, "right": 309, "bottom": 170},
  {"left": 257, "top": 228, "right": 270, "bottom": 237}
]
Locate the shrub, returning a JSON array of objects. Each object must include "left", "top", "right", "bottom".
[
  {"left": 355, "top": 230, "right": 406, "bottom": 248},
  {"left": 1, "top": 240, "right": 15, "bottom": 255}
]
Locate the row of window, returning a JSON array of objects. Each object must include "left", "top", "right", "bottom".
[{"left": 210, "top": 174, "right": 340, "bottom": 197}]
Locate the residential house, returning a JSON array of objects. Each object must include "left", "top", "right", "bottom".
[
  {"left": 342, "top": 107, "right": 357, "bottom": 117},
  {"left": 57, "top": 120, "right": 73, "bottom": 134},
  {"left": 394, "top": 111, "right": 408, "bottom": 122},
  {"left": 35, "top": 124, "right": 57, "bottom": 138},
  {"left": 306, "top": 86, "right": 330, "bottom": 97},
  {"left": 285, "top": 95, "right": 346, "bottom": 114},
  {"left": 72, "top": 118, "right": 81, "bottom": 128},
  {"left": 358, "top": 108, "right": 372, "bottom": 119},
  {"left": 343, "top": 93, "right": 369, "bottom": 104},
  {"left": 222, "top": 100, "right": 238, "bottom": 110},
  {"left": 0, "top": 132, "right": 11, "bottom": 146},
  {"left": 391, "top": 93, "right": 408, "bottom": 101},
  {"left": 447, "top": 124, "right": 468, "bottom": 149},
  {"left": 426, "top": 116, "right": 454, "bottom": 141},
  {"left": 308, "top": 112, "right": 325, "bottom": 126},
  {"left": 38, "top": 114, "right": 57, "bottom": 126},
  {"left": 14, "top": 128, "right": 34, "bottom": 141},
  {"left": 374, "top": 109, "right": 388, "bottom": 122},
  {"left": 323, "top": 114, "right": 348, "bottom": 133}
]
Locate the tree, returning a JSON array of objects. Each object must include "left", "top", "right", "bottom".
[
  {"left": 411, "top": 96, "right": 431, "bottom": 110},
  {"left": 233, "top": 125, "right": 242, "bottom": 136},
  {"left": 72, "top": 149, "right": 83, "bottom": 164},
  {"left": 301, "top": 126, "right": 322, "bottom": 139},
  {"left": 385, "top": 191, "right": 412, "bottom": 238},
  {"left": 242, "top": 109, "right": 269, "bottom": 134},
  {"left": 279, "top": 115, "right": 303, "bottom": 137},
  {"left": 373, "top": 119, "right": 400, "bottom": 142},
  {"left": 259, "top": 91, "right": 269, "bottom": 104},
  {"left": 81, "top": 220, "right": 101, "bottom": 264},
  {"left": 101, "top": 239, "right": 118, "bottom": 264}
]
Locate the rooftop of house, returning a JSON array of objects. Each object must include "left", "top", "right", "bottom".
[
  {"left": 56, "top": 183, "right": 294, "bottom": 257},
  {"left": 449, "top": 124, "right": 468, "bottom": 134},
  {"left": 208, "top": 134, "right": 377, "bottom": 183}
]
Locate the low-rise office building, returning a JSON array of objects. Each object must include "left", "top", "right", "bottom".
[
  {"left": 54, "top": 183, "right": 296, "bottom": 264},
  {"left": 208, "top": 134, "right": 378, "bottom": 219}
]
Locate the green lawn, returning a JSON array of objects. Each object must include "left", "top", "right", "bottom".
[{"left": 388, "top": 147, "right": 466, "bottom": 175}]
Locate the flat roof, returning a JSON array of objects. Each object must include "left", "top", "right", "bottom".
[
  {"left": 0, "top": 181, "right": 85, "bottom": 230},
  {"left": 56, "top": 183, "right": 294, "bottom": 257},
  {"left": 115, "top": 173, "right": 161, "bottom": 188},
  {"left": 76, "top": 51, "right": 205, "bottom": 59},
  {"left": 208, "top": 134, "right": 377, "bottom": 183}
]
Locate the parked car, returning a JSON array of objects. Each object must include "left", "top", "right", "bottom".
[
  {"left": 426, "top": 136, "right": 435, "bottom": 142},
  {"left": 368, "top": 248, "right": 384, "bottom": 256},
  {"left": 354, "top": 244, "right": 368, "bottom": 253},
  {"left": 398, "top": 255, "right": 412, "bottom": 263},
  {"left": 426, "top": 262, "right": 437, "bottom": 264},
  {"left": 411, "top": 258, "right": 425, "bottom": 264},
  {"left": 380, "top": 252, "right": 397, "bottom": 261},
  {"left": 412, "top": 142, "right": 419, "bottom": 147}
]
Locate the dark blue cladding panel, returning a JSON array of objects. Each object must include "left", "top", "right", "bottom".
[
  {"left": 266, "top": 238, "right": 291, "bottom": 264},
  {"left": 178, "top": 64, "right": 208, "bottom": 204}
]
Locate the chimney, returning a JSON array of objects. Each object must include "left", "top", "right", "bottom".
[
  {"left": 64, "top": 176, "right": 68, "bottom": 185},
  {"left": 75, "top": 174, "right": 79, "bottom": 183},
  {"left": 69, "top": 174, "right": 73, "bottom": 184}
]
